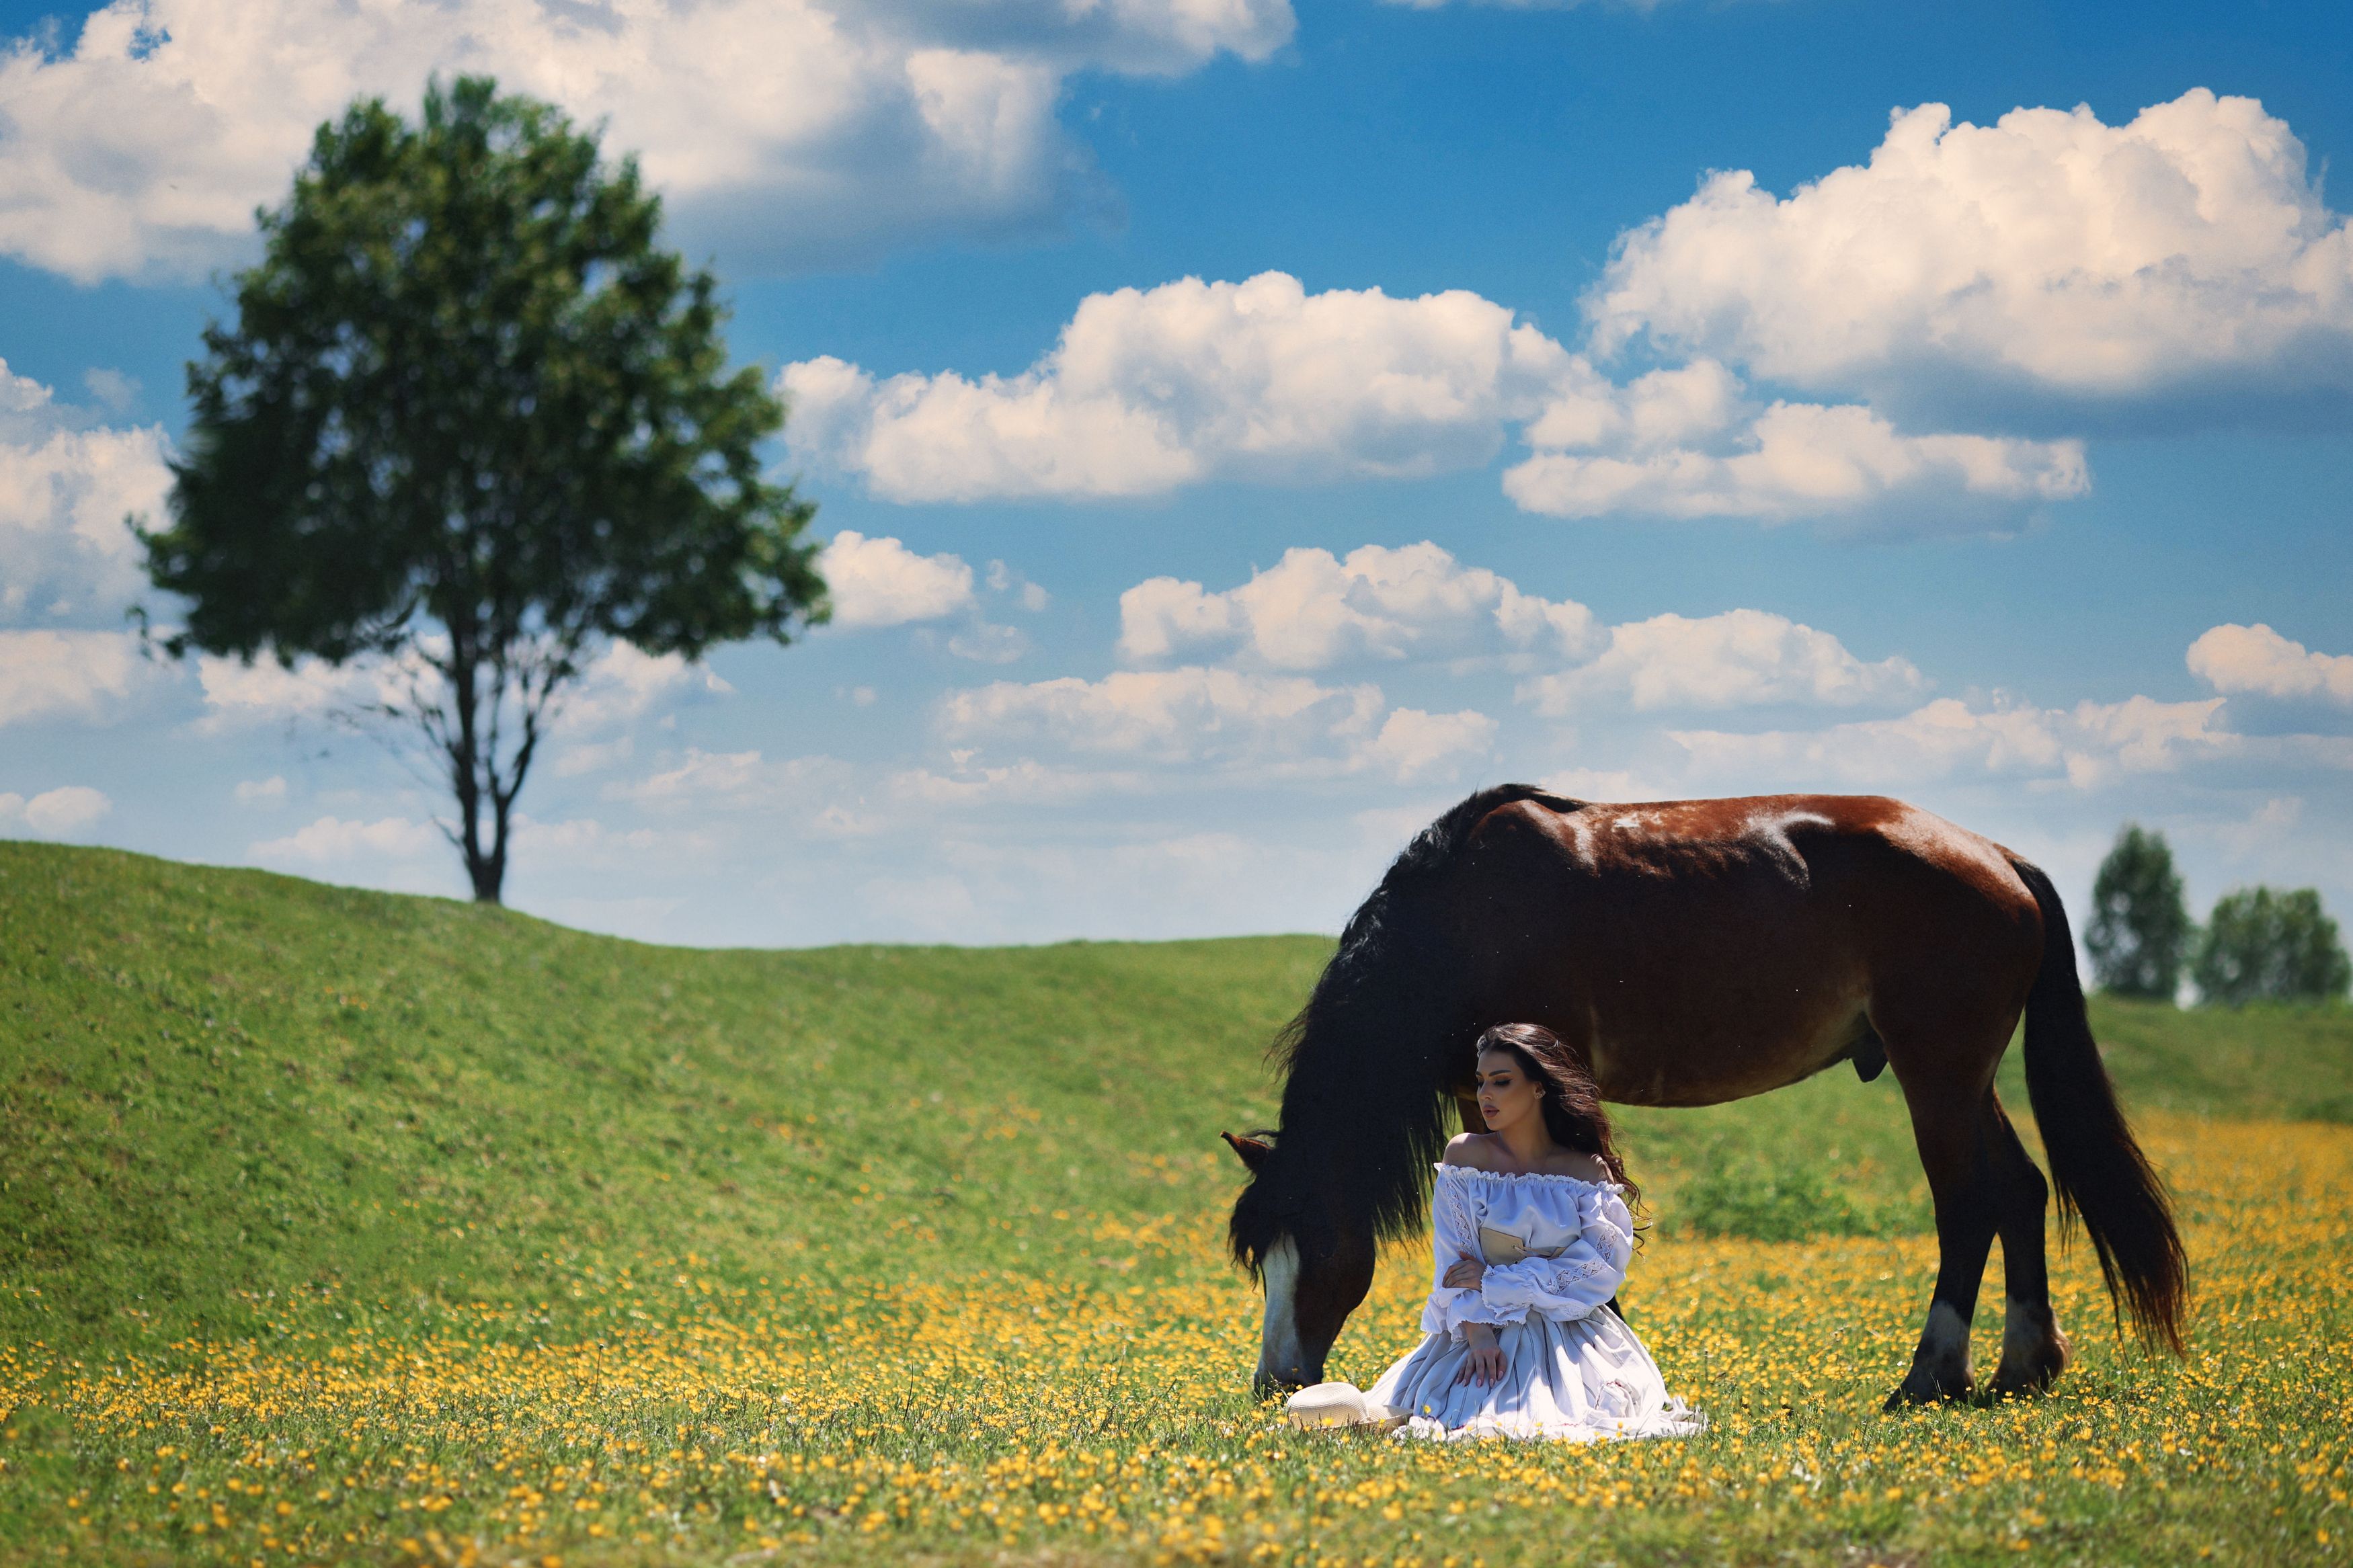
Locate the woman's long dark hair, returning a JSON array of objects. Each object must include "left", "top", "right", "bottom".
[{"left": 1475, "top": 1022, "right": 1644, "bottom": 1225}]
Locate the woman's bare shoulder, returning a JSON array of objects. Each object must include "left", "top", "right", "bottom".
[
  {"left": 1538, "top": 1149, "right": 1611, "bottom": 1182},
  {"left": 1441, "top": 1133, "right": 1502, "bottom": 1169}
]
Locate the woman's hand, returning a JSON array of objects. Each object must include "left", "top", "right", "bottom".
[
  {"left": 1453, "top": 1326, "right": 1505, "bottom": 1387},
  {"left": 1441, "top": 1253, "right": 1485, "bottom": 1290}
]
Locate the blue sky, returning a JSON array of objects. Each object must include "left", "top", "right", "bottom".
[{"left": 2, "top": 0, "right": 2349, "bottom": 948}]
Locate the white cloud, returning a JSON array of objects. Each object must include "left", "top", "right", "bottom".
[
  {"left": 887, "top": 759, "right": 1143, "bottom": 805},
  {"left": 781, "top": 272, "right": 1576, "bottom": 500},
  {"left": 251, "top": 814, "right": 440, "bottom": 864},
  {"left": 193, "top": 638, "right": 723, "bottom": 734},
  {"left": 1668, "top": 693, "right": 2234, "bottom": 790},
  {"left": 1361, "top": 707, "right": 1497, "bottom": 780},
  {"left": 192, "top": 653, "right": 407, "bottom": 733},
  {"left": 610, "top": 747, "right": 854, "bottom": 815},
  {"left": 941, "top": 666, "right": 1382, "bottom": 763},
  {"left": 1520, "top": 608, "right": 1926, "bottom": 714},
  {"left": 1504, "top": 397, "right": 2087, "bottom": 528},
  {"left": 0, "top": 0, "right": 1293, "bottom": 284},
  {"left": 0, "top": 629, "right": 147, "bottom": 725},
  {"left": 945, "top": 621, "right": 1031, "bottom": 663},
  {"left": 986, "top": 560, "right": 1052, "bottom": 612},
  {"left": 819, "top": 531, "right": 977, "bottom": 628},
  {"left": 0, "top": 360, "right": 172, "bottom": 622},
  {"left": 1119, "top": 542, "right": 1602, "bottom": 669},
  {"left": 937, "top": 665, "right": 1492, "bottom": 782},
  {"left": 0, "top": 784, "right": 112, "bottom": 836},
  {"left": 1540, "top": 767, "right": 1681, "bottom": 802},
  {"left": 1587, "top": 91, "right": 2353, "bottom": 421},
  {"left": 1118, "top": 544, "right": 1923, "bottom": 718},
  {"left": 232, "top": 775, "right": 286, "bottom": 807},
  {"left": 555, "top": 643, "right": 731, "bottom": 731},
  {"left": 785, "top": 276, "right": 2089, "bottom": 532},
  {"left": 2187, "top": 622, "right": 2353, "bottom": 706}
]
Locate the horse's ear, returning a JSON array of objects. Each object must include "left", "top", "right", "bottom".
[{"left": 1221, "top": 1130, "right": 1271, "bottom": 1173}]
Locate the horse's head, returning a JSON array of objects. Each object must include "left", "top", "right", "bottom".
[{"left": 1222, "top": 1130, "right": 1378, "bottom": 1397}]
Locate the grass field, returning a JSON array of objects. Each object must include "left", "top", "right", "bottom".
[{"left": 2, "top": 841, "right": 2349, "bottom": 1566}]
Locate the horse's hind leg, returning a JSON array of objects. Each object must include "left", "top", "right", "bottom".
[
  {"left": 1886, "top": 1069, "right": 2002, "bottom": 1408},
  {"left": 1984, "top": 1094, "right": 2070, "bottom": 1396}
]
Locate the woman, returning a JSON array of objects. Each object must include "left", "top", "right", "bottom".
[{"left": 1285, "top": 1022, "right": 1703, "bottom": 1442}]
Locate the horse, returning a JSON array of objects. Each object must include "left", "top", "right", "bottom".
[{"left": 1222, "top": 784, "right": 2186, "bottom": 1409}]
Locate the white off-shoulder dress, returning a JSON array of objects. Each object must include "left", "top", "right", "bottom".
[{"left": 1289, "top": 1164, "right": 1703, "bottom": 1443}]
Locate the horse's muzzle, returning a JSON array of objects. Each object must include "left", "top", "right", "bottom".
[{"left": 1253, "top": 1356, "right": 1322, "bottom": 1399}]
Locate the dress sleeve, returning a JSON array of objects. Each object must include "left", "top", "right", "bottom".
[
  {"left": 1476, "top": 1185, "right": 1635, "bottom": 1325},
  {"left": 1417, "top": 1169, "right": 1515, "bottom": 1342}
]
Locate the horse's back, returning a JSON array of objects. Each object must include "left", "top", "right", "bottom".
[{"left": 1448, "top": 792, "right": 2044, "bottom": 1104}]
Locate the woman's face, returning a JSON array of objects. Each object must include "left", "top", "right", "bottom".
[{"left": 1474, "top": 1050, "right": 1545, "bottom": 1134}]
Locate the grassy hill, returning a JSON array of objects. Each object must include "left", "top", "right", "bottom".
[
  {"left": 1, "top": 842, "right": 1326, "bottom": 1350},
  {"left": 6, "top": 839, "right": 2348, "bottom": 1354}
]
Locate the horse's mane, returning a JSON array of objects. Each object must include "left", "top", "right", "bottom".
[{"left": 1229, "top": 783, "right": 1583, "bottom": 1274}]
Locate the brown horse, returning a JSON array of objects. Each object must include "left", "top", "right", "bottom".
[{"left": 1223, "top": 784, "right": 2186, "bottom": 1409}]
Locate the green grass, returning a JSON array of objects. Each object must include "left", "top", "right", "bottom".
[
  {"left": 3, "top": 840, "right": 2350, "bottom": 1567},
  {"left": 0, "top": 841, "right": 1327, "bottom": 1350}
]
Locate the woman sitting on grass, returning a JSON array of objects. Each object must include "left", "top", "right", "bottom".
[{"left": 1287, "top": 1022, "right": 1704, "bottom": 1442}]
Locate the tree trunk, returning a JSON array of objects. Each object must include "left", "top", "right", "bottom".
[
  {"left": 467, "top": 843, "right": 506, "bottom": 904},
  {"left": 445, "top": 633, "right": 506, "bottom": 906}
]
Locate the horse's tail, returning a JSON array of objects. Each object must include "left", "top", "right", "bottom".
[
  {"left": 1242, "top": 784, "right": 1580, "bottom": 1264},
  {"left": 2008, "top": 855, "right": 2188, "bottom": 1353}
]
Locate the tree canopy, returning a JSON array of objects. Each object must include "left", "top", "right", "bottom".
[
  {"left": 141, "top": 77, "right": 826, "bottom": 903},
  {"left": 2192, "top": 887, "right": 2352, "bottom": 1007},
  {"left": 2085, "top": 824, "right": 2192, "bottom": 1001}
]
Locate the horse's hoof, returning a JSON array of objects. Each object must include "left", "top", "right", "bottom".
[
  {"left": 1882, "top": 1376, "right": 1973, "bottom": 1411},
  {"left": 1985, "top": 1364, "right": 2063, "bottom": 1399}
]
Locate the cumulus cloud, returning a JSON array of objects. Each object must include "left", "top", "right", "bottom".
[
  {"left": 938, "top": 665, "right": 1492, "bottom": 782},
  {"left": 1669, "top": 693, "right": 2235, "bottom": 790},
  {"left": 1588, "top": 90, "right": 2353, "bottom": 425},
  {"left": 785, "top": 274, "right": 2089, "bottom": 532},
  {"left": 0, "top": 0, "right": 1293, "bottom": 284},
  {"left": 1519, "top": 608, "right": 1927, "bottom": 714},
  {"left": 554, "top": 643, "right": 731, "bottom": 731},
  {"left": 250, "top": 814, "right": 441, "bottom": 864},
  {"left": 819, "top": 531, "right": 977, "bottom": 628},
  {"left": 1119, "top": 544, "right": 1922, "bottom": 716},
  {"left": 0, "top": 784, "right": 112, "bottom": 836},
  {"left": 1120, "top": 541, "right": 1601, "bottom": 669},
  {"left": 781, "top": 272, "right": 1576, "bottom": 500},
  {"left": 0, "top": 360, "right": 172, "bottom": 622},
  {"left": 610, "top": 748, "right": 855, "bottom": 817},
  {"left": 2188, "top": 622, "right": 2353, "bottom": 706},
  {"left": 0, "top": 628, "right": 147, "bottom": 725},
  {"left": 194, "top": 638, "right": 725, "bottom": 734},
  {"left": 1504, "top": 393, "right": 2087, "bottom": 528},
  {"left": 1361, "top": 706, "right": 1498, "bottom": 780},
  {"left": 191, "top": 653, "right": 415, "bottom": 733},
  {"left": 888, "top": 759, "right": 1145, "bottom": 804}
]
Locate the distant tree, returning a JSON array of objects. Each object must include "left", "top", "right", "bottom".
[
  {"left": 140, "top": 77, "right": 826, "bottom": 904},
  {"left": 2191, "top": 887, "right": 2352, "bottom": 1007},
  {"left": 2085, "top": 824, "right": 2192, "bottom": 1000}
]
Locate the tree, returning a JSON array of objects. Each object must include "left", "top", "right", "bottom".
[
  {"left": 2192, "top": 887, "right": 2352, "bottom": 1007},
  {"left": 141, "top": 77, "right": 826, "bottom": 904},
  {"left": 2084, "top": 824, "right": 2192, "bottom": 1000}
]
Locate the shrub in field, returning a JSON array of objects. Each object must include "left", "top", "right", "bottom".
[
  {"left": 1671, "top": 1159, "right": 1883, "bottom": 1241},
  {"left": 2087, "top": 824, "right": 2192, "bottom": 1001},
  {"left": 2192, "top": 886, "right": 2352, "bottom": 1006}
]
